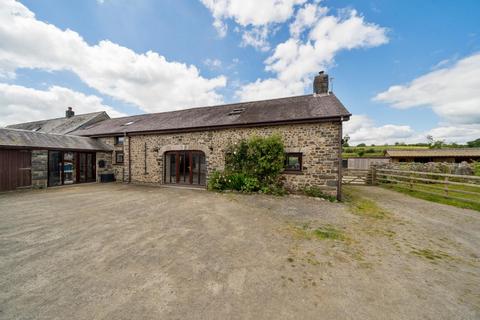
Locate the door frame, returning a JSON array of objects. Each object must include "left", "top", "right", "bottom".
[
  {"left": 48, "top": 150, "right": 96, "bottom": 187},
  {"left": 164, "top": 150, "right": 206, "bottom": 186}
]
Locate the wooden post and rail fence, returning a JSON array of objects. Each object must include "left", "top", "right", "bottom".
[{"left": 343, "top": 165, "right": 480, "bottom": 206}]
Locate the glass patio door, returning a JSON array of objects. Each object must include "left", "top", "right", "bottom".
[
  {"left": 48, "top": 151, "right": 62, "bottom": 187},
  {"left": 164, "top": 151, "right": 206, "bottom": 185}
]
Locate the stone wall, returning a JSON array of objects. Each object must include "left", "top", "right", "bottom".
[
  {"left": 380, "top": 161, "right": 478, "bottom": 176},
  {"left": 31, "top": 150, "right": 48, "bottom": 188},
  {"left": 98, "top": 137, "right": 126, "bottom": 182},
  {"left": 112, "top": 121, "right": 342, "bottom": 196}
]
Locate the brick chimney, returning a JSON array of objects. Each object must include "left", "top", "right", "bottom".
[
  {"left": 65, "top": 107, "right": 75, "bottom": 118},
  {"left": 313, "top": 71, "right": 329, "bottom": 94}
]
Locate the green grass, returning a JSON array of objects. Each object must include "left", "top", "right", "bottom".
[
  {"left": 411, "top": 248, "right": 451, "bottom": 261},
  {"left": 303, "top": 186, "right": 337, "bottom": 202},
  {"left": 288, "top": 222, "right": 345, "bottom": 241},
  {"left": 342, "top": 145, "right": 429, "bottom": 158},
  {"left": 383, "top": 183, "right": 480, "bottom": 212},
  {"left": 343, "top": 187, "right": 389, "bottom": 219}
]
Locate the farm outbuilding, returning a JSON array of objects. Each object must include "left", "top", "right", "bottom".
[
  {"left": 385, "top": 149, "right": 480, "bottom": 163},
  {"left": 0, "top": 128, "right": 112, "bottom": 191}
]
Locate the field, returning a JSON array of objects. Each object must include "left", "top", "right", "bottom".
[
  {"left": 342, "top": 145, "right": 429, "bottom": 158},
  {"left": 376, "top": 168, "right": 480, "bottom": 211}
]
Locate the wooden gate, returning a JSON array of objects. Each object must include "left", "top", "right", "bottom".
[
  {"left": 0, "top": 149, "right": 32, "bottom": 192},
  {"left": 342, "top": 169, "right": 370, "bottom": 185}
]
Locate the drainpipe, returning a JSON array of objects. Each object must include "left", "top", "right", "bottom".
[
  {"left": 125, "top": 131, "right": 131, "bottom": 183},
  {"left": 337, "top": 117, "right": 343, "bottom": 201}
]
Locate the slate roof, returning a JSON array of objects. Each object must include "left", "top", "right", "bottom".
[
  {"left": 385, "top": 149, "right": 480, "bottom": 158},
  {"left": 6, "top": 111, "right": 110, "bottom": 135},
  {"left": 73, "top": 94, "right": 350, "bottom": 137},
  {"left": 0, "top": 128, "right": 113, "bottom": 151}
]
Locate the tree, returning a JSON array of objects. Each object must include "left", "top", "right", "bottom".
[
  {"left": 467, "top": 138, "right": 480, "bottom": 148},
  {"left": 342, "top": 135, "right": 350, "bottom": 147},
  {"left": 426, "top": 135, "right": 445, "bottom": 149},
  {"left": 357, "top": 143, "right": 366, "bottom": 147}
]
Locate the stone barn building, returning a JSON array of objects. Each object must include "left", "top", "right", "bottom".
[{"left": 1, "top": 73, "right": 351, "bottom": 199}]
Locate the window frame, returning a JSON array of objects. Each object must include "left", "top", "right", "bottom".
[
  {"left": 284, "top": 152, "right": 303, "bottom": 173},
  {"left": 115, "top": 151, "right": 124, "bottom": 164},
  {"left": 115, "top": 136, "right": 125, "bottom": 145}
]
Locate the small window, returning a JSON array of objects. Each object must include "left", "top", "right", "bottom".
[
  {"left": 284, "top": 153, "right": 302, "bottom": 172},
  {"left": 115, "top": 151, "right": 124, "bottom": 164},
  {"left": 115, "top": 136, "right": 125, "bottom": 145}
]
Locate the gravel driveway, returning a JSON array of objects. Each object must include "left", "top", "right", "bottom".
[{"left": 0, "top": 184, "right": 479, "bottom": 319}]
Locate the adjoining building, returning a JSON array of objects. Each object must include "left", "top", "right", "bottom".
[
  {"left": 385, "top": 149, "right": 480, "bottom": 163},
  {"left": 0, "top": 128, "right": 112, "bottom": 191},
  {"left": 6, "top": 108, "right": 110, "bottom": 134},
  {"left": 1, "top": 73, "right": 351, "bottom": 198}
]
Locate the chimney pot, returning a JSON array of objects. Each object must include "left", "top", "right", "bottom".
[
  {"left": 313, "top": 71, "right": 329, "bottom": 94},
  {"left": 66, "top": 107, "right": 75, "bottom": 118}
]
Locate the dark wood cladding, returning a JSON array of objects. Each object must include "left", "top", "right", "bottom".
[{"left": 0, "top": 149, "right": 31, "bottom": 191}]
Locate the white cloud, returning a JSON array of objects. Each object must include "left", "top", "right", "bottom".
[
  {"left": 374, "top": 53, "right": 480, "bottom": 125},
  {"left": 289, "top": 2, "right": 327, "bottom": 38},
  {"left": 0, "top": 0, "right": 226, "bottom": 114},
  {"left": 203, "top": 58, "right": 222, "bottom": 69},
  {"left": 235, "top": 78, "right": 305, "bottom": 101},
  {"left": 0, "top": 83, "right": 125, "bottom": 127},
  {"left": 240, "top": 26, "right": 270, "bottom": 52},
  {"left": 344, "top": 115, "right": 415, "bottom": 145},
  {"left": 425, "top": 124, "right": 480, "bottom": 144},
  {"left": 200, "top": 0, "right": 305, "bottom": 49},
  {"left": 344, "top": 115, "right": 480, "bottom": 145},
  {"left": 236, "top": 5, "right": 388, "bottom": 100},
  {"left": 200, "top": 0, "right": 305, "bottom": 29}
]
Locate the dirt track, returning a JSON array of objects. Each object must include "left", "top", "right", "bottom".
[{"left": 0, "top": 184, "right": 479, "bottom": 319}]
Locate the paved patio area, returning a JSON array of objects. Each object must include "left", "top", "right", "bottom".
[{"left": 0, "top": 184, "right": 479, "bottom": 319}]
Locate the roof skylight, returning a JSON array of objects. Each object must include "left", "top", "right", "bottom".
[{"left": 228, "top": 108, "right": 245, "bottom": 116}]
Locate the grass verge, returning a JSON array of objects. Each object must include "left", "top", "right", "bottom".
[
  {"left": 343, "top": 186, "right": 389, "bottom": 219},
  {"left": 384, "top": 185, "right": 480, "bottom": 212},
  {"left": 288, "top": 222, "right": 345, "bottom": 241}
]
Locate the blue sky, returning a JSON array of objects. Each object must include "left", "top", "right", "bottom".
[{"left": 1, "top": 0, "right": 479, "bottom": 144}]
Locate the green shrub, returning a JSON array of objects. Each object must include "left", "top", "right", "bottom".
[
  {"left": 225, "top": 135, "right": 285, "bottom": 183},
  {"left": 208, "top": 135, "right": 286, "bottom": 195},
  {"left": 473, "top": 161, "right": 480, "bottom": 176},
  {"left": 260, "top": 181, "right": 287, "bottom": 196},
  {"left": 241, "top": 176, "right": 260, "bottom": 192},
  {"left": 207, "top": 170, "right": 228, "bottom": 191},
  {"left": 303, "top": 186, "right": 337, "bottom": 202}
]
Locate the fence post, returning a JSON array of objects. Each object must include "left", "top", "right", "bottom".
[
  {"left": 370, "top": 165, "right": 377, "bottom": 185},
  {"left": 444, "top": 176, "right": 449, "bottom": 197}
]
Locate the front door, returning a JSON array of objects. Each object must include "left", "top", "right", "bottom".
[{"left": 164, "top": 151, "right": 206, "bottom": 186}]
